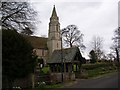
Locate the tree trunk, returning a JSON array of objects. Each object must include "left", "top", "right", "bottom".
[
  {"left": 115, "top": 48, "right": 119, "bottom": 63},
  {"left": 70, "top": 42, "right": 72, "bottom": 47}
]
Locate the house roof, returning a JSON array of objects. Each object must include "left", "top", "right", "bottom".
[
  {"left": 24, "top": 35, "right": 48, "bottom": 49},
  {"left": 47, "top": 47, "right": 83, "bottom": 64}
]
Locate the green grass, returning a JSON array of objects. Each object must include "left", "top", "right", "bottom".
[
  {"left": 80, "top": 62, "right": 117, "bottom": 78},
  {"left": 45, "top": 83, "right": 64, "bottom": 88},
  {"left": 32, "top": 83, "right": 64, "bottom": 90},
  {"left": 87, "top": 67, "right": 117, "bottom": 78}
]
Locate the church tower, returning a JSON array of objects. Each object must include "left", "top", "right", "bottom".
[{"left": 47, "top": 5, "right": 61, "bottom": 57}]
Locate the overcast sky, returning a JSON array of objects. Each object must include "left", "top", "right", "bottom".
[{"left": 29, "top": 0, "right": 119, "bottom": 58}]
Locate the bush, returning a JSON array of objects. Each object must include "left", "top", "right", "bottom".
[{"left": 42, "top": 66, "right": 50, "bottom": 74}]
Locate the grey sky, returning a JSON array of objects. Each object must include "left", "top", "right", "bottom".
[{"left": 30, "top": 0, "right": 119, "bottom": 58}]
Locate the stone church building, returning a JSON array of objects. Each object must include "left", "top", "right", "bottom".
[
  {"left": 25, "top": 5, "right": 62, "bottom": 64},
  {"left": 13, "top": 6, "right": 85, "bottom": 87},
  {"left": 25, "top": 5, "right": 85, "bottom": 83}
]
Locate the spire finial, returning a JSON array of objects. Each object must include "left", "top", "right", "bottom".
[{"left": 51, "top": 5, "right": 57, "bottom": 17}]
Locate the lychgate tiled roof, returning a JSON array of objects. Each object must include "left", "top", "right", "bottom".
[{"left": 47, "top": 47, "right": 83, "bottom": 64}]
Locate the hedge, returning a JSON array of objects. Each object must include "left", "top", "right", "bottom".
[{"left": 81, "top": 62, "right": 114, "bottom": 70}]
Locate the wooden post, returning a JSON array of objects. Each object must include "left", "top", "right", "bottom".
[
  {"left": 32, "top": 73, "right": 35, "bottom": 88},
  {"left": 76, "top": 64, "right": 77, "bottom": 72}
]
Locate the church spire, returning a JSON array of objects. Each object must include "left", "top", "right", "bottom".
[
  {"left": 51, "top": 5, "right": 58, "bottom": 18},
  {"left": 47, "top": 5, "right": 61, "bottom": 57}
]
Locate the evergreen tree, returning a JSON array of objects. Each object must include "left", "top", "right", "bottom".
[
  {"left": 89, "top": 50, "right": 97, "bottom": 63},
  {"left": 2, "top": 29, "right": 36, "bottom": 89}
]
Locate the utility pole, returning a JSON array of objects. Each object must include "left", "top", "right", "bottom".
[
  {"left": 61, "top": 29, "right": 69, "bottom": 83},
  {"left": 61, "top": 36, "right": 64, "bottom": 83}
]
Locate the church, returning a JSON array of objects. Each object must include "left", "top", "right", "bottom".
[
  {"left": 25, "top": 5, "right": 85, "bottom": 74},
  {"left": 25, "top": 5, "right": 61, "bottom": 64},
  {"left": 19, "top": 5, "right": 85, "bottom": 85}
]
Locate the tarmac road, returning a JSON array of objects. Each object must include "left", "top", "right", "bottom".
[
  {"left": 64, "top": 72, "right": 119, "bottom": 88},
  {"left": 0, "top": 66, "right": 1, "bottom": 90}
]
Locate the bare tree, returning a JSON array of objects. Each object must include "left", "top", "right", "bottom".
[
  {"left": 107, "top": 53, "right": 115, "bottom": 61},
  {"left": 90, "top": 36, "right": 104, "bottom": 60},
  {"left": 112, "top": 27, "right": 120, "bottom": 48},
  {"left": 61, "top": 25, "right": 85, "bottom": 50},
  {"left": 111, "top": 27, "right": 120, "bottom": 62},
  {"left": 1, "top": 2, "right": 37, "bottom": 35}
]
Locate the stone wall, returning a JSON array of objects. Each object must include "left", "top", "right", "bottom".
[
  {"left": 50, "top": 73, "right": 62, "bottom": 83},
  {"left": 50, "top": 72, "right": 75, "bottom": 83}
]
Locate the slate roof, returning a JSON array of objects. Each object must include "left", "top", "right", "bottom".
[
  {"left": 47, "top": 47, "right": 83, "bottom": 64},
  {"left": 23, "top": 35, "right": 48, "bottom": 49}
]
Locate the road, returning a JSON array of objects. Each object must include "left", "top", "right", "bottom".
[
  {"left": 64, "top": 72, "right": 119, "bottom": 88},
  {"left": 0, "top": 66, "right": 1, "bottom": 90}
]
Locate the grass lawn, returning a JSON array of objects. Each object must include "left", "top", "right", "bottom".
[
  {"left": 32, "top": 83, "right": 64, "bottom": 90},
  {"left": 79, "top": 62, "right": 118, "bottom": 78},
  {"left": 87, "top": 67, "right": 117, "bottom": 78}
]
